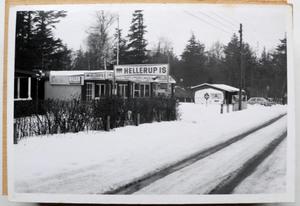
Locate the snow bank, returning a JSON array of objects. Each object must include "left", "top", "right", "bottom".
[{"left": 14, "top": 103, "right": 287, "bottom": 194}]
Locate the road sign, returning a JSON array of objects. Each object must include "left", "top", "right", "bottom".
[{"left": 204, "top": 93, "right": 210, "bottom": 100}]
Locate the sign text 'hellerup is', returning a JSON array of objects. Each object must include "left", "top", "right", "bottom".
[{"left": 114, "top": 64, "right": 169, "bottom": 76}]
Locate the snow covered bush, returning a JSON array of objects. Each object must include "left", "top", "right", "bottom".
[{"left": 14, "top": 97, "right": 178, "bottom": 142}]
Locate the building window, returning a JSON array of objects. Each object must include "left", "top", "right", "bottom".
[
  {"left": 140, "top": 83, "right": 150, "bottom": 97},
  {"left": 145, "top": 84, "right": 150, "bottom": 97},
  {"left": 118, "top": 84, "right": 128, "bottom": 98},
  {"left": 134, "top": 83, "right": 140, "bottom": 98},
  {"left": 86, "top": 83, "right": 94, "bottom": 101},
  {"left": 133, "top": 83, "right": 150, "bottom": 98},
  {"left": 14, "top": 77, "right": 32, "bottom": 101},
  {"left": 95, "top": 83, "right": 106, "bottom": 98}
]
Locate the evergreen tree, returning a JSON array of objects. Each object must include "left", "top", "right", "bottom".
[
  {"left": 256, "top": 47, "right": 274, "bottom": 97},
  {"left": 127, "top": 10, "right": 148, "bottom": 64},
  {"left": 32, "top": 11, "right": 68, "bottom": 71},
  {"left": 15, "top": 10, "right": 70, "bottom": 71},
  {"left": 15, "top": 11, "right": 35, "bottom": 71},
  {"left": 113, "top": 28, "right": 129, "bottom": 65},
  {"left": 223, "top": 33, "right": 240, "bottom": 87},
  {"left": 271, "top": 37, "right": 287, "bottom": 100},
  {"left": 205, "top": 41, "right": 226, "bottom": 83},
  {"left": 73, "top": 48, "right": 89, "bottom": 70},
  {"left": 180, "top": 33, "right": 207, "bottom": 86}
]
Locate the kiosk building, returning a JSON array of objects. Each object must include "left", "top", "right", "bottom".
[{"left": 45, "top": 64, "right": 176, "bottom": 100}]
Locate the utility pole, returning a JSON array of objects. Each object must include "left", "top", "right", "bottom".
[
  {"left": 116, "top": 15, "right": 120, "bottom": 66},
  {"left": 238, "top": 23, "right": 243, "bottom": 111},
  {"left": 113, "top": 15, "right": 120, "bottom": 96}
]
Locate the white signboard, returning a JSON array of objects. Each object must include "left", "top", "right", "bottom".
[
  {"left": 50, "top": 75, "right": 83, "bottom": 85},
  {"left": 84, "top": 71, "right": 114, "bottom": 80},
  {"left": 114, "top": 64, "right": 169, "bottom": 76}
]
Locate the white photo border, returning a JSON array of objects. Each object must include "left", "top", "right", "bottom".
[{"left": 6, "top": 3, "right": 295, "bottom": 204}]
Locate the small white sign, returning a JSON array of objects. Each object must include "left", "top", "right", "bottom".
[{"left": 84, "top": 71, "right": 114, "bottom": 80}]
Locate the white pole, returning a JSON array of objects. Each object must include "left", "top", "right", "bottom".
[
  {"left": 28, "top": 77, "right": 31, "bottom": 99},
  {"left": 117, "top": 15, "right": 120, "bottom": 66},
  {"left": 113, "top": 15, "right": 120, "bottom": 96},
  {"left": 17, "top": 77, "right": 20, "bottom": 99}
]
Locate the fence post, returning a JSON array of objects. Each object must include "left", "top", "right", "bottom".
[
  {"left": 136, "top": 113, "right": 140, "bottom": 126},
  {"left": 106, "top": 115, "right": 110, "bottom": 131},
  {"left": 220, "top": 104, "right": 224, "bottom": 114},
  {"left": 14, "top": 119, "right": 18, "bottom": 144}
]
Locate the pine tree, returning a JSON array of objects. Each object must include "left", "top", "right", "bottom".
[
  {"left": 113, "top": 28, "right": 129, "bottom": 65},
  {"left": 180, "top": 33, "right": 207, "bottom": 86},
  {"left": 223, "top": 33, "right": 240, "bottom": 87},
  {"left": 127, "top": 10, "right": 148, "bottom": 64},
  {"left": 272, "top": 37, "right": 287, "bottom": 100},
  {"left": 73, "top": 48, "right": 89, "bottom": 70},
  {"left": 15, "top": 11, "right": 36, "bottom": 71},
  {"left": 33, "top": 11, "right": 68, "bottom": 70},
  {"left": 15, "top": 10, "right": 70, "bottom": 71},
  {"left": 205, "top": 42, "right": 226, "bottom": 84}
]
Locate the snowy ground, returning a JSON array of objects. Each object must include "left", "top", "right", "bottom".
[
  {"left": 14, "top": 103, "right": 287, "bottom": 194},
  {"left": 135, "top": 116, "right": 287, "bottom": 194},
  {"left": 233, "top": 139, "right": 287, "bottom": 194}
]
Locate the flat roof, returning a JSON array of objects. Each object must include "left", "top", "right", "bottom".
[
  {"left": 191, "top": 83, "right": 245, "bottom": 93},
  {"left": 49, "top": 70, "right": 176, "bottom": 84}
]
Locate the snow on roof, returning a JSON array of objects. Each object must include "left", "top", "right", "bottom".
[
  {"left": 49, "top": 70, "right": 176, "bottom": 83},
  {"left": 50, "top": 70, "right": 113, "bottom": 76},
  {"left": 211, "top": 84, "right": 240, "bottom": 92},
  {"left": 191, "top": 83, "right": 244, "bottom": 92}
]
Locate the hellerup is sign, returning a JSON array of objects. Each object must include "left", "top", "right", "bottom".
[{"left": 114, "top": 64, "right": 169, "bottom": 76}]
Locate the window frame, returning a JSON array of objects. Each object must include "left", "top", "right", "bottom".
[
  {"left": 86, "top": 82, "right": 94, "bottom": 101},
  {"left": 14, "top": 77, "right": 32, "bottom": 101}
]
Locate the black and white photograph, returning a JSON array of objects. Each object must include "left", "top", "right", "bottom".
[{"left": 7, "top": 3, "right": 294, "bottom": 203}]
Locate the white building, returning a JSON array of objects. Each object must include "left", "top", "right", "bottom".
[
  {"left": 45, "top": 66, "right": 176, "bottom": 101},
  {"left": 191, "top": 83, "right": 247, "bottom": 107}
]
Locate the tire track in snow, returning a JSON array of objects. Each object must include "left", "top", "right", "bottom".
[
  {"left": 208, "top": 130, "right": 287, "bottom": 194},
  {"left": 104, "top": 113, "right": 287, "bottom": 194}
]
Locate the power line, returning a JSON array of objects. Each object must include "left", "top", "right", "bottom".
[
  {"left": 209, "top": 10, "right": 238, "bottom": 28},
  {"left": 215, "top": 11, "right": 263, "bottom": 45},
  {"left": 198, "top": 10, "right": 237, "bottom": 32},
  {"left": 211, "top": 10, "right": 263, "bottom": 51},
  {"left": 184, "top": 10, "right": 232, "bottom": 35}
]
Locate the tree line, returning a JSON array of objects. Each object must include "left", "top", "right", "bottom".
[{"left": 15, "top": 10, "right": 287, "bottom": 99}]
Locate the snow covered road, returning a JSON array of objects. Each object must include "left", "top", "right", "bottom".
[
  {"left": 14, "top": 103, "right": 287, "bottom": 194},
  {"left": 233, "top": 139, "right": 287, "bottom": 194},
  {"left": 134, "top": 116, "right": 287, "bottom": 194}
]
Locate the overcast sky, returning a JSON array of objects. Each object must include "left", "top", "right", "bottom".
[{"left": 47, "top": 4, "right": 290, "bottom": 57}]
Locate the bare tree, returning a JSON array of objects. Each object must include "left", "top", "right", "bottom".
[{"left": 86, "top": 11, "right": 116, "bottom": 70}]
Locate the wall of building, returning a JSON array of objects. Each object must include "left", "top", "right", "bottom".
[
  {"left": 194, "top": 88, "right": 224, "bottom": 104},
  {"left": 44, "top": 81, "right": 81, "bottom": 100}
]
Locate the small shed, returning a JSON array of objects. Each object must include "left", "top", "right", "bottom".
[{"left": 191, "top": 83, "right": 246, "bottom": 105}]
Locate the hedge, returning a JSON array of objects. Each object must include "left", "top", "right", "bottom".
[{"left": 14, "top": 97, "right": 178, "bottom": 143}]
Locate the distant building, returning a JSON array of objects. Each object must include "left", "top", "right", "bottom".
[{"left": 191, "top": 83, "right": 247, "bottom": 106}]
